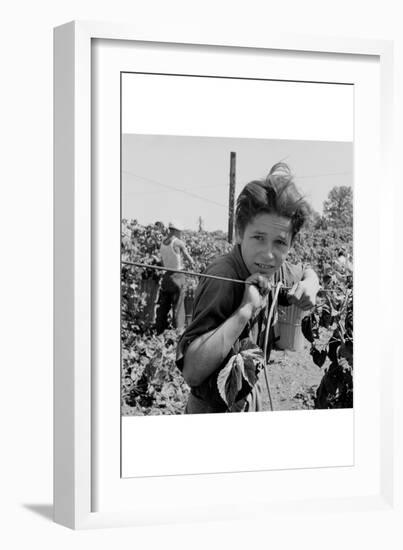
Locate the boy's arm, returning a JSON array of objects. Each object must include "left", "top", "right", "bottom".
[
  {"left": 287, "top": 265, "right": 320, "bottom": 311},
  {"left": 182, "top": 305, "right": 252, "bottom": 387},
  {"left": 182, "top": 273, "right": 269, "bottom": 387}
]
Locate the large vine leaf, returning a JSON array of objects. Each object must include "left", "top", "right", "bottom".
[
  {"left": 242, "top": 354, "right": 259, "bottom": 388},
  {"left": 217, "top": 342, "right": 265, "bottom": 406},
  {"left": 241, "top": 348, "right": 265, "bottom": 388},
  {"left": 238, "top": 340, "right": 265, "bottom": 368},
  {"left": 217, "top": 354, "right": 244, "bottom": 408},
  {"left": 310, "top": 345, "right": 327, "bottom": 367}
]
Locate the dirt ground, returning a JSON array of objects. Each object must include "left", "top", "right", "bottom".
[{"left": 263, "top": 343, "right": 326, "bottom": 411}]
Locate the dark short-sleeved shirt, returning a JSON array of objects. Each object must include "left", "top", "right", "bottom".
[{"left": 176, "top": 244, "right": 304, "bottom": 413}]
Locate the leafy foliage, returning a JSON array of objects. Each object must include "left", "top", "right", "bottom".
[
  {"left": 217, "top": 355, "right": 244, "bottom": 409},
  {"left": 301, "top": 260, "right": 353, "bottom": 408},
  {"left": 121, "top": 329, "right": 190, "bottom": 415},
  {"left": 181, "top": 229, "right": 232, "bottom": 279},
  {"left": 216, "top": 341, "right": 265, "bottom": 410},
  {"left": 121, "top": 220, "right": 164, "bottom": 334}
]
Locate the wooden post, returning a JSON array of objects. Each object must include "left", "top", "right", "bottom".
[{"left": 228, "top": 152, "right": 236, "bottom": 243}]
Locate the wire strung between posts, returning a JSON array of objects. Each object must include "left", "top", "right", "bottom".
[
  {"left": 121, "top": 261, "right": 335, "bottom": 295},
  {"left": 122, "top": 260, "right": 294, "bottom": 289},
  {"left": 123, "top": 260, "right": 260, "bottom": 286}
]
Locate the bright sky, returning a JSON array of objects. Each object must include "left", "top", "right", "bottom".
[{"left": 122, "top": 134, "right": 353, "bottom": 232}]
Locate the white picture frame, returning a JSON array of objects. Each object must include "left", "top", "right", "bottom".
[{"left": 54, "top": 20, "right": 398, "bottom": 530}]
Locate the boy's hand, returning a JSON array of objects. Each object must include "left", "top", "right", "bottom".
[
  {"left": 287, "top": 280, "right": 319, "bottom": 311},
  {"left": 240, "top": 274, "right": 271, "bottom": 318}
]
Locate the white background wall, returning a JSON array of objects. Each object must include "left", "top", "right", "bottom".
[{"left": 1, "top": 0, "right": 402, "bottom": 548}]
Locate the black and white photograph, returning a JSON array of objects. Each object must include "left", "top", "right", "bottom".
[{"left": 121, "top": 75, "right": 353, "bottom": 416}]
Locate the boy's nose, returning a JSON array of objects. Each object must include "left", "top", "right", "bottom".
[{"left": 264, "top": 248, "right": 274, "bottom": 260}]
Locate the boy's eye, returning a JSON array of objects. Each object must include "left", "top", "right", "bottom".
[
  {"left": 275, "top": 239, "right": 287, "bottom": 246},
  {"left": 253, "top": 235, "right": 264, "bottom": 241}
]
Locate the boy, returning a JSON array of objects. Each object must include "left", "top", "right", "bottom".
[{"left": 176, "top": 163, "right": 319, "bottom": 413}]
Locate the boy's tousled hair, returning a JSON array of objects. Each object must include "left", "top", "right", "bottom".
[{"left": 235, "top": 162, "right": 311, "bottom": 241}]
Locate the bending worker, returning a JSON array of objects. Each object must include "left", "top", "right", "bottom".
[{"left": 155, "top": 220, "right": 194, "bottom": 334}]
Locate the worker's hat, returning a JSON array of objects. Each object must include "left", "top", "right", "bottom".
[{"left": 168, "top": 219, "right": 184, "bottom": 231}]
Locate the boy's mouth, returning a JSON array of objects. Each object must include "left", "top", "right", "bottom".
[{"left": 255, "top": 262, "right": 276, "bottom": 271}]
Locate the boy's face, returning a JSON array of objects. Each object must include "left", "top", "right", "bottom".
[{"left": 239, "top": 213, "right": 292, "bottom": 277}]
